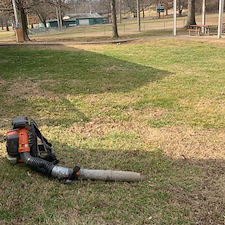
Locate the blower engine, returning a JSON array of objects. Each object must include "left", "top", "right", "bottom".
[
  {"left": 6, "top": 117, "right": 58, "bottom": 165},
  {"left": 6, "top": 116, "right": 141, "bottom": 183}
]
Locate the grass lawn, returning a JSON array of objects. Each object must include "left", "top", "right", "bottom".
[
  {"left": 0, "top": 39, "right": 225, "bottom": 224},
  {"left": 0, "top": 30, "right": 15, "bottom": 41}
]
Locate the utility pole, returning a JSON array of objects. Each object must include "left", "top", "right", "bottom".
[
  {"left": 12, "top": 0, "right": 19, "bottom": 28},
  {"left": 201, "top": 0, "right": 206, "bottom": 33},
  {"left": 137, "top": 0, "right": 141, "bottom": 31},
  {"left": 173, "top": 0, "right": 177, "bottom": 35},
  {"left": 218, "top": 0, "right": 224, "bottom": 38}
]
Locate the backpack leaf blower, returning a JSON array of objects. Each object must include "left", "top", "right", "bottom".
[{"left": 6, "top": 117, "right": 141, "bottom": 183}]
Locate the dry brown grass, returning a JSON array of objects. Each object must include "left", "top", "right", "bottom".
[
  {"left": 1, "top": 40, "right": 225, "bottom": 224},
  {"left": 6, "top": 78, "right": 56, "bottom": 99}
]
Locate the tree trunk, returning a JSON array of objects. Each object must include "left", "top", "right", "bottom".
[
  {"left": 111, "top": 0, "right": 119, "bottom": 38},
  {"left": 179, "top": 9, "right": 183, "bottom": 17},
  {"left": 43, "top": 21, "right": 47, "bottom": 28},
  {"left": 21, "top": 6, "right": 29, "bottom": 40},
  {"left": 186, "top": 0, "right": 196, "bottom": 27},
  {"left": 108, "top": 10, "right": 110, "bottom": 23},
  {"left": 166, "top": 9, "right": 168, "bottom": 16},
  {"left": 17, "top": 0, "right": 30, "bottom": 41},
  {"left": 6, "top": 20, "right": 9, "bottom": 31},
  {"left": 1, "top": 20, "right": 4, "bottom": 30}
]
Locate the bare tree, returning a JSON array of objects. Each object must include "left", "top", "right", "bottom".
[
  {"left": 186, "top": 0, "right": 196, "bottom": 26},
  {"left": 177, "top": 0, "right": 187, "bottom": 16},
  {"left": 141, "top": 0, "right": 154, "bottom": 18},
  {"left": 16, "top": 0, "right": 30, "bottom": 40},
  {"left": 160, "top": 0, "right": 173, "bottom": 16},
  {"left": 67, "top": 0, "right": 92, "bottom": 13},
  {"left": 0, "top": 5, "right": 11, "bottom": 31},
  {"left": 123, "top": 0, "right": 137, "bottom": 17},
  {"left": 111, "top": 0, "right": 118, "bottom": 38},
  {"left": 30, "top": 1, "right": 55, "bottom": 28},
  {"left": 123, "top": 0, "right": 153, "bottom": 18},
  {"left": 0, "top": 0, "right": 30, "bottom": 40},
  {"left": 98, "top": 0, "right": 111, "bottom": 22}
]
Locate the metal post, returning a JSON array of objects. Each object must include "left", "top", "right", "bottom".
[
  {"left": 12, "top": 0, "right": 19, "bottom": 28},
  {"left": 218, "top": 0, "right": 224, "bottom": 38},
  {"left": 137, "top": 0, "right": 141, "bottom": 31},
  {"left": 202, "top": 0, "right": 206, "bottom": 33},
  {"left": 173, "top": 0, "right": 177, "bottom": 35}
]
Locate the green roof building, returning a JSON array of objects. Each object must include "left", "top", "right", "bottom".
[{"left": 43, "top": 13, "right": 105, "bottom": 28}]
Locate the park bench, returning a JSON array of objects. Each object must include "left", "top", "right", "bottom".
[
  {"left": 187, "top": 28, "right": 200, "bottom": 35},
  {"left": 187, "top": 25, "right": 210, "bottom": 36}
]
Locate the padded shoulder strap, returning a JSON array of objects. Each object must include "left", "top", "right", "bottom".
[
  {"left": 30, "top": 119, "right": 58, "bottom": 164},
  {"left": 30, "top": 120, "right": 52, "bottom": 150}
]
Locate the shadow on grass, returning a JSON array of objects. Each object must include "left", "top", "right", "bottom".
[
  {"left": 1, "top": 140, "right": 225, "bottom": 224},
  {"left": 1, "top": 46, "right": 225, "bottom": 224},
  {"left": 0, "top": 46, "right": 171, "bottom": 95},
  {"left": 0, "top": 45, "right": 172, "bottom": 127},
  {"left": 0, "top": 144, "right": 193, "bottom": 225}
]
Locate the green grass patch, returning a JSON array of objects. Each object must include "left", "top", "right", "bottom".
[{"left": 1, "top": 39, "right": 225, "bottom": 224}]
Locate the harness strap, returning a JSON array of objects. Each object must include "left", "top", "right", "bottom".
[{"left": 30, "top": 119, "right": 59, "bottom": 164}]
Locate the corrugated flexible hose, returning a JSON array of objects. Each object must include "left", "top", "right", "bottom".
[{"left": 20, "top": 152, "right": 141, "bottom": 182}]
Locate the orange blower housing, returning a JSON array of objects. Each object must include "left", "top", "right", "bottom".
[
  {"left": 6, "top": 116, "right": 58, "bottom": 165},
  {"left": 6, "top": 117, "right": 30, "bottom": 163},
  {"left": 18, "top": 128, "right": 30, "bottom": 153}
]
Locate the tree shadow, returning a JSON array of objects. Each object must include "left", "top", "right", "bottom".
[
  {"left": 0, "top": 45, "right": 171, "bottom": 94},
  {"left": 1, "top": 140, "right": 225, "bottom": 224},
  {"left": 0, "top": 46, "right": 224, "bottom": 224},
  {"left": 52, "top": 142, "right": 225, "bottom": 225},
  {"left": 0, "top": 95, "right": 88, "bottom": 128},
  {"left": 0, "top": 45, "right": 172, "bottom": 127}
]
